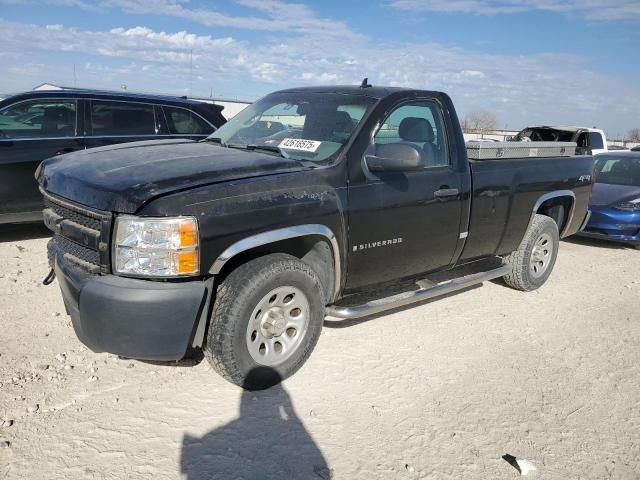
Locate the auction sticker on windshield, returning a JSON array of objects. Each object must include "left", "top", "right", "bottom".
[{"left": 278, "top": 138, "right": 321, "bottom": 153}]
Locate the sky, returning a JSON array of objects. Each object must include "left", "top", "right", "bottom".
[{"left": 0, "top": 0, "right": 638, "bottom": 137}]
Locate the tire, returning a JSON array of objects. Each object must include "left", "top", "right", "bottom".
[
  {"left": 503, "top": 214, "right": 560, "bottom": 291},
  {"left": 204, "top": 253, "right": 325, "bottom": 390}
]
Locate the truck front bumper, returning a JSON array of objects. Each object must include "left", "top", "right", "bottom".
[{"left": 54, "top": 256, "right": 209, "bottom": 361}]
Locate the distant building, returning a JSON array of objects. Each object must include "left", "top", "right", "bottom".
[{"left": 32, "top": 83, "right": 251, "bottom": 119}]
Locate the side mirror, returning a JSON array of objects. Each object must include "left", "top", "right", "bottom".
[
  {"left": 365, "top": 143, "right": 425, "bottom": 172},
  {"left": 505, "top": 135, "right": 513, "bottom": 141}
]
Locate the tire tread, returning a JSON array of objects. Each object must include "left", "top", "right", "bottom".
[
  {"left": 503, "top": 214, "right": 559, "bottom": 291},
  {"left": 204, "top": 253, "right": 324, "bottom": 388}
]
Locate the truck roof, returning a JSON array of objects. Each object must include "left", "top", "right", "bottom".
[{"left": 273, "top": 85, "right": 435, "bottom": 99}]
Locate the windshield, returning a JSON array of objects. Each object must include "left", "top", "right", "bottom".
[
  {"left": 207, "top": 92, "right": 374, "bottom": 163},
  {"left": 594, "top": 155, "right": 640, "bottom": 186}
]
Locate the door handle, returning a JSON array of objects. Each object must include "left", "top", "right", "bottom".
[{"left": 434, "top": 188, "right": 459, "bottom": 199}]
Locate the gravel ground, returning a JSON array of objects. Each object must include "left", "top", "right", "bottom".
[{"left": 0, "top": 225, "right": 639, "bottom": 479}]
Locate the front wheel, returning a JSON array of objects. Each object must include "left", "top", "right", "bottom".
[
  {"left": 503, "top": 214, "right": 560, "bottom": 291},
  {"left": 204, "top": 253, "right": 325, "bottom": 390}
]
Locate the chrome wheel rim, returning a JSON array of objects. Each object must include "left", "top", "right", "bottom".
[
  {"left": 246, "top": 286, "right": 310, "bottom": 367},
  {"left": 530, "top": 232, "right": 553, "bottom": 278}
]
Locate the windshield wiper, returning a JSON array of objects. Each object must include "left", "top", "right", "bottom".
[
  {"left": 246, "top": 144, "right": 288, "bottom": 157},
  {"left": 223, "top": 143, "right": 287, "bottom": 158},
  {"left": 204, "top": 137, "right": 227, "bottom": 147}
]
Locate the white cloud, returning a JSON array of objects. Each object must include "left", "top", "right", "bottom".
[
  {"left": 0, "top": 18, "right": 637, "bottom": 134},
  {"left": 390, "top": 0, "right": 640, "bottom": 20},
  {"left": 460, "top": 70, "right": 485, "bottom": 78},
  {"left": 8, "top": 63, "right": 44, "bottom": 75},
  {"left": 101, "top": 0, "right": 358, "bottom": 38},
  {"left": 46, "top": 0, "right": 98, "bottom": 9}
]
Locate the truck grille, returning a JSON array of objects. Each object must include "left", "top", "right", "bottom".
[{"left": 42, "top": 190, "right": 112, "bottom": 274}]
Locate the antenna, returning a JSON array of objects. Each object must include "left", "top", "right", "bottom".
[
  {"left": 360, "top": 77, "right": 372, "bottom": 89},
  {"left": 189, "top": 49, "right": 193, "bottom": 97}
]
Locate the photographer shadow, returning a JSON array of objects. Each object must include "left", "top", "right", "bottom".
[{"left": 180, "top": 367, "right": 332, "bottom": 480}]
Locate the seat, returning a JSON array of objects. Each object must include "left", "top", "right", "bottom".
[
  {"left": 333, "top": 111, "right": 355, "bottom": 139},
  {"left": 113, "top": 109, "right": 154, "bottom": 135},
  {"left": 610, "top": 162, "right": 628, "bottom": 175},
  {"left": 302, "top": 110, "right": 354, "bottom": 142},
  {"left": 41, "top": 106, "right": 73, "bottom": 136},
  {"left": 398, "top": 117, "right": 436, "bottom": 165}
]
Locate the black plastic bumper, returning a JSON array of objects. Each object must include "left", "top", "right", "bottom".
[{"left": 54, "top": 258, "right": 209, "bottom": 361}]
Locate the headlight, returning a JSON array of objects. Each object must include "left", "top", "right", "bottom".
[
  {"left": 113, "top": 216, "right": 199, "bottom": 277},
  {"left": 613, "top": 198, "right": 640, "bottom": 211}
]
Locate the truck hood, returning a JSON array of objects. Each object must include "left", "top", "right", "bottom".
[
  {"left": 590, "top": 183, "right": 640, "bottom": 207},
  {"left": 37, "top": 139, "right": 308, "bottom": 212}
]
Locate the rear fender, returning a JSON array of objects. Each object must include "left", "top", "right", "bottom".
[{"left": 529, "top": 190, "right": 576, "bottom": 237}]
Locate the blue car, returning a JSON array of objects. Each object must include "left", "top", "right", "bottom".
[{"left": 580, "top": 152, "right": 640, "bottom": 249}]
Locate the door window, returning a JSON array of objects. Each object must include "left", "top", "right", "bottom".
[
  {"left": 91, "top": 101, "right": 156, "bottom": 136},
  {"left": 0, "top": 100, "right": 77, "bottom": 138},
  {"left": 589, "top": 132, "right": 604, "bottom": 150},
  {"left": 374, "top": 101, "right": 449, "bottom": 167},
  {"left": 162, "top": 106, "right": 214, "bottom": 135}
]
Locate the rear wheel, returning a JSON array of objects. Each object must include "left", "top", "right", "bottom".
[
  {"left": 204, "top": 254, "right": 325, "bottom": 390},
  {"left": 503, "top": 214, "right": 559, "bottom": 291}
]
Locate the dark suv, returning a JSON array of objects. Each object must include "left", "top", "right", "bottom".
[{"left": 0, "top": 90, "right": 227, "bottom": 224}]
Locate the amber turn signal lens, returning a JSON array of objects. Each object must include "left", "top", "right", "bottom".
[
  {"left": 179, "top": 222, "right": 197, "bottom": 248},
  {"left": 177, "top": 250, "right": 198, "bottom": 274}
]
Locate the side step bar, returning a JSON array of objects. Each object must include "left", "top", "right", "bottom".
[{"left": 326, "top": 265, "right": 511, "bottom": 320}]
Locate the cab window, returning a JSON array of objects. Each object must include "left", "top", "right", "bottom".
[
  {"left": 0, "top": 100, "right": 77, "bottom": 138},
  {"left": 163, "top": 106, "right": 214, "bottom": 135},
  {"left": 575, "top": 132, "right": 590, "bottom": 155},
  {"left": 91, "top": 101, "right": 156, "bottom": 136},
  {"left": 589, "top": 132, "right": 604, "bottom": 150},
  {"left": 374, "top": 101, "right": 449, "bottom": 167}
]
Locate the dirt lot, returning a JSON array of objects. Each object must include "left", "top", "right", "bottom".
[{"left": 0, "top": 225, "right": 639, "bottom": 479}]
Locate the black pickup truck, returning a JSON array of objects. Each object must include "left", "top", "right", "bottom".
[{"left": 37, "top": 85, "right": 593, "bottom": 389}]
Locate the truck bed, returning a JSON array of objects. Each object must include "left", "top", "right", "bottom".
[{"left": 460, "top": 155, "right": 594, "bottom": 261}]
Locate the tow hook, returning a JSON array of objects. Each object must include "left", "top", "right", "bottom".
[{"left": 42, "top": 268, "right": 56, "bottom": 286}]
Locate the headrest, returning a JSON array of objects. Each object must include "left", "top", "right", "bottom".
[
  {"left": 43, "top": 106, "right": 69, "bottom": 120},
  {"left": 399, "top": 117, "right": 434, "bottom": 142},
  {"left": 333, "top": 111, "right": 354, "bottom": 133},
  {"left": 610, "top": 162, "right": 628, "bottom": 174}
]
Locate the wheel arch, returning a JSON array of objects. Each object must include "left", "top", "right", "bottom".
[
  {"left": 208, "top": 224, "right": 341, "bottom": 303},
  {"left": 531, "top": 190, "right": 576, "bottom": 237}
]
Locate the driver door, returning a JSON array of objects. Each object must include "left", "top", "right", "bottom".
[{"left": 346, "top": 100, "right": 464, "bottom": 289}]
